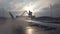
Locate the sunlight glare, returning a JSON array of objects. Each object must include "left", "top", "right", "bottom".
[
  {"left": 24, "top": 6, "right": 34, "bottom": 12},
  {"left": 25, "top": 27, "right": 33, "bottom": 34}
]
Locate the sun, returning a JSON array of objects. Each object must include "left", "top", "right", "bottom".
[
  {"left": 25, "top": 7, "right": 32, "bottom": 12},
  {"left": 24, "top": 6, "right": 33, "bottom": 12}
]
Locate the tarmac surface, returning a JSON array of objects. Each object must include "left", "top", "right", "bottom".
[{"left": 0, "top": 17, "right": 60, "bottom": 34}]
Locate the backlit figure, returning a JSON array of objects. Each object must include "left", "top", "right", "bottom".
[{"left": 28, "top": 10, "right": 32, "bottom": 19}]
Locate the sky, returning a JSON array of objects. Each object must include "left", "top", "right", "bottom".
[{"left": 0, "top": 0, "right": 60, "bottom": 17}]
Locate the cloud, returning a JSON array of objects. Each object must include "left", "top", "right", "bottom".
[
  {"left": 0, "top": 0, "right": 60, "bottom": 17},
  {"left": 0, "top": 0, "right": 58, "bottom": 11}
]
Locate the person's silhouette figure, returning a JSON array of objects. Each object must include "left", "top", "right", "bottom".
[{"left": 28, "top": 10, "right": 32, "bottom": 19}]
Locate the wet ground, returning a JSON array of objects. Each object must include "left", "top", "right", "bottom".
[{"left": 0, "top": 17, "right": 60, "bottom": 34}]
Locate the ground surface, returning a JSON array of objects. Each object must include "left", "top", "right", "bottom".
[{"left": 0, "top": 17, "right": 60, "bottom": 34}]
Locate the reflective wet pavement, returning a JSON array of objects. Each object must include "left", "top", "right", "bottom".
[{"left": 0, "top": 17, "right": 60, "bottom": 34}]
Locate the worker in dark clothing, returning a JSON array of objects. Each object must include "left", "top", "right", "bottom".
[{"left": 28, "top": 10, "right": 32, "bottom": 19}]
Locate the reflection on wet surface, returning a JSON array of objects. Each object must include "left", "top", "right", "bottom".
[
  {"left": 24, "top": 24, "right": 60, "bottom": 34},
  {"left": 25, "top": 26, "right": 45, "bottom": 34},
  {"left": 25, "top": 27, "right": 33, "bottom": 34},
  {"left": 24, "top": 26, "right": 56, "bottom": 34},
  {"left": 0, "top": 17, "right": 60, "bottom": 34}
]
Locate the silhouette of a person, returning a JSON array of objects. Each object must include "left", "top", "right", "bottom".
[{"left": 28, "top": 10, "right": 32, "bottom": 18}]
